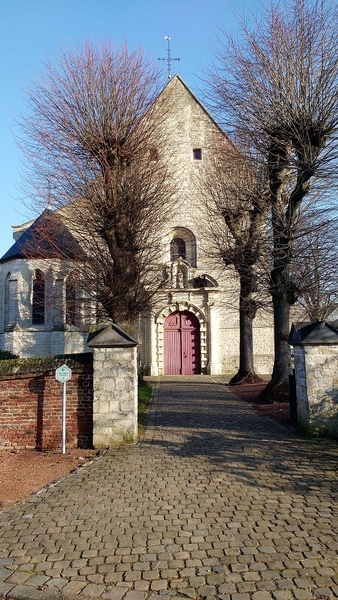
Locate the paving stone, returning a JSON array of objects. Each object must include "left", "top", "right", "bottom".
[
  {"left": 6, "top": 571, "right": 32, "bottom": 585},
  {"left": 150, "top": 580, "right": 168, "bottom": 590},
  {"left": 0, "top": 567, "right": 13, "bottom": 581},
  {"left": 0, "top": 378, "right": 338, "bottom": 600},
  {"left": 277, "top": 580, "right": 296, "bottom": 590},
  {"left": 188, "top": 576, "right": 206, "bottom": 586},
  {"left": 261, "top": 570, "right": 282, "bottom": 580},
  {"left": 243, "top": 572, "right": 261, "bottom": 582},
  {"left": 252, "top": 592, "right": 273, "bottom": 600},
  {"left": 295, "top": 578, "right": 316, "bottom": 589},
  {"left": 313, "top": 588, "right": 333, "bottom": 599},
  {"left": 293, "top": 590, "right": 315, "bottom": 600},
  {"left": 81, "top": 583, "right": 107, "bottom": 596},
  {"left": 237, "top": 582, "right": 258, "bottom": 593},
  {"left": 226, "top": 572, "right": 243, "bottom": 583},
  {"left": 101, "top": 586, "right": 127, "bottom": 600},
  {"left": 197, "top": 584, "right": 215, "bottom": 596},
  {"left": 0, "top": 582, "right": 15, "bottom": 597},
  {"left": 170, "top": 579, "right": 189, "bottom": 589},
  {"left": 2, "top": 584, "right": 56, "bottom": 599},
  {"left": 28, "top": 575, "right": 51, "bottom": 587},
  {"left": 134, "top": 581, "right": 150, "bottom": 592},
  {"left": 257, "top": 581, "right": 278, "bottom": 591},
  {"left": 273, "top": 592, "right": 294, "bottom": 600},
  {"left": 46, "top": 577, "right": 67, "bottom": 589},
  {"left": 0, "top": 558, "right": 14, "bottom": 566}
]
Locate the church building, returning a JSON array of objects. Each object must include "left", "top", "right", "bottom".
[{"left": 0, "top": 75, "right": 274, "bottom": 375}]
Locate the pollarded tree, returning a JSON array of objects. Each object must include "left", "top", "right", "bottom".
[
  {"left": 289, "top": 207, "right": 338, "bottom": 322},
  {"left": 18, "top": 41, "right": 175, "bottom": 324},
  {"left": 202, "top": 144, "right": 269, "bottom": 384},
  {"left": 207, "top": 0, "right": 338, "bottom": 400}
]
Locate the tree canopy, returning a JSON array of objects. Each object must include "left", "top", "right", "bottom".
[
  {"left": 18, "top": 42, "right": 175, "bottom": 323},
  {"left": 207, "top": 0, "right": 338, "bottom": 399}
]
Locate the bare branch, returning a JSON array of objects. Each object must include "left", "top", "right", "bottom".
[
  {"left": 17, "top": 41, "right": 176, "bottom": 323},
  {"left": 206, "top": 0, "right": 338, "bottom": 399}
]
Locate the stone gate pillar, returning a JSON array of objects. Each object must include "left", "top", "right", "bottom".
[
  {"left": 289, "top": 321, "right": 338, "bottom": 438},
  {"left": 87, "top": 324, "right": 139, "bottom": 448}
]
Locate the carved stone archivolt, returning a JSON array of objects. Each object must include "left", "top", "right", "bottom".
[{"left": 155, "top": 302, "right": 208, "bottom": 373}]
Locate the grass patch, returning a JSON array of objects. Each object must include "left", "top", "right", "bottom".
[{"left": 138, "top": 383, "right": 153, "bottom": 431}]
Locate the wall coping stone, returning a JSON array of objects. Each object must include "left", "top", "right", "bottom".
[
  {"left": 0, "top": 352, "right": 93, "bottom": 380},
  {"left": 87, "top": 323, "right": 138, "bottom": 348},
  {"left": 289, "top": 320, "right": 338, "bottom": 346}
]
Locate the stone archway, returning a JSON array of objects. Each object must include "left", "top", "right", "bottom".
[
  {"left": 164, "top": 311, "right": 201, "bottom": 375},
  {"left": 155, "top": 302, "right": 207, "bottom": 375}
]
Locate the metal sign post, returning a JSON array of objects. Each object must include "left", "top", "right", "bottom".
[{"left": 55, "top": 364, "right": 72, "bottom": 454}]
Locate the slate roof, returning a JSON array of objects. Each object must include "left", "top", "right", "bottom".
[
  {"left": 0, "top": 209, "right": 85, "bottom": 263},
  {"left": 289, "top": 320, "right": 338, "bottom": 345}
]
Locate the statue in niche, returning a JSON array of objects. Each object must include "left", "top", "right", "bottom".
[{"left": 176, "top": 270, "right": 184, "bottom": 288}]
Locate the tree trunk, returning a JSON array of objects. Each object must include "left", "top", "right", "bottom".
[
  {"left": 229, "top": 275, "right": 261, "bottom": 385},
  {"left": 258, "top": 291, "right": 291, "bottom": 402},
  {"left": 258, "top": 147, "right": 293, "bottom": 402}
]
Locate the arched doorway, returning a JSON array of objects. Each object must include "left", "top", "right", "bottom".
[{"left": 164, "top": 311, "right": 201, "bottom": 375}]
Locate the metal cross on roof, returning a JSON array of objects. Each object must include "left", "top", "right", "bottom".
[{"left": 158, "top": 36, "right": 180, "bottom": 79}]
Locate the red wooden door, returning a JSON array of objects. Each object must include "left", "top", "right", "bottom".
[{"left": 164, "top": 311, "right": 201, "bottom": 375}]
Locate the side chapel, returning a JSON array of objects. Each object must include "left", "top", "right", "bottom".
[{"left": 0, "top": 75, "right": 274, "bottom": 375}]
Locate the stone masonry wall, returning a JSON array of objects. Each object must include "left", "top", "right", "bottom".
[
  {"left": 93, "top": 346, "right": 138, "bottom": 448},
  {"left": 0, "top": 355, "right": 93, "bottom": 450},
  {"left": 294, "top": 344, "right": 338, "bottom": 438}
]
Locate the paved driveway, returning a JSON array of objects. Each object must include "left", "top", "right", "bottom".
[{"left": 0, "top": 376, "right": 337, "bottom": 600}]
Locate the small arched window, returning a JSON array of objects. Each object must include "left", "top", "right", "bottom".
[
  {"left": 32, "top": 269, "right": 45, "bottom": 325},
  {"left": 5, "top": 272, "right": 18, "bottom": 328},
  {"left": 170, "top": 237, "right": 186, "bottom": 261},
  {"left": 169, "top": 227, "right": 197, "bottom": 267}
]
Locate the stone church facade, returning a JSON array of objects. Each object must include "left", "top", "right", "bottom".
[{"left": 0, "top": 76, "right": 274, "bottom": 375}]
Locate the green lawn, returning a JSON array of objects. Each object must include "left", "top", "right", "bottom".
[{"left": 138, "top": 383, "right": 153, "bottom": 431}]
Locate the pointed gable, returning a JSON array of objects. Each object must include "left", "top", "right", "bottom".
[
  {"left": 87, "top": 323, "right": 138, "bottom": 348},
  {"left": 161, "top": 74, "right": 226, "bottom": 135},
  {"left": 0, "top": 209, "right": 85, "bottom": 263}
]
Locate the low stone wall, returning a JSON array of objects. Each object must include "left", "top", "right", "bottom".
[
  {"left": 294, "top": 344, "right": 338, "bottom": 438},
  {"left": 0, "top": 354, "right": 93, "bottom": 450}
]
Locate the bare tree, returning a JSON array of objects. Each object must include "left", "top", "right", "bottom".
[
  {"left": 290, "top": 208, "right": 338, "bottom": 322},
  {"left": 18, "top": 41, "right": 174, "bottom": 324},
  {"left": 206, "top": 0, "right": 338, "bottom": 400},
  {"left": 202, "top": 144, "right": 269, "bottom": 384}
]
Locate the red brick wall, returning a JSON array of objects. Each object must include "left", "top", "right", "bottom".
[{"left": 0, "top": 370, "right": 93, "bottom": 450}]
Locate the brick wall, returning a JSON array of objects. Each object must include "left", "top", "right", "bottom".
[{"left": 0, "top": 354, "right": 93, "bottom": 450}]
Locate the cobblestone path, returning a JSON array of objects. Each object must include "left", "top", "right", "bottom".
[{"left": 0, "top": 376, "right": 338, "bottom": 600}]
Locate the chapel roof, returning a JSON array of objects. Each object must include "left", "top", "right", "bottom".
[{"left": 0, "top": 209, "right": 84, "bottom": 263}]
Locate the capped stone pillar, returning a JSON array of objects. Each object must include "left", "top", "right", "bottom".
[
  {"left": 289, "top": 321, "right": 338, "bottom": 438},
  {"left": 87, "top": 324, "right": 139, "bottom": 448}
]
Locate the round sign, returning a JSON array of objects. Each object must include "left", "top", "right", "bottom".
[{"left": 55, "top": 364, "right": 72, "bottom": 383}]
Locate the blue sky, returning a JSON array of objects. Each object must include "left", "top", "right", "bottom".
[{"left": 0, "top": 0, "right": 259, "bottom": 258}]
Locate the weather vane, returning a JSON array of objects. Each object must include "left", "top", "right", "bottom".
[{"left": 158, "top": 36, "right": 180, "bottom": 79}]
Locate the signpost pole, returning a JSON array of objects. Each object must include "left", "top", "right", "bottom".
[
  {"left": 62, "top": 381, "right": 66, "bottom": 455},
  {"left": 55, "top": 364, "right": 72, "bottom": 455}
]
